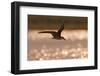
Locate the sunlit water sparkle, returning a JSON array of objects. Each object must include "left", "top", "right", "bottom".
[{"left": 28, "top": 30, "right": 88, "bottom": 61}]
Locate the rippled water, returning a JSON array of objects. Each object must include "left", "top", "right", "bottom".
[{"left": 28, "top": 30, "right": 88, "bottom": 61}]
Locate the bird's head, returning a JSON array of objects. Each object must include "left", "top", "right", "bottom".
[{"left": 61, "top": 36, "right": 66, "bottom": 40}]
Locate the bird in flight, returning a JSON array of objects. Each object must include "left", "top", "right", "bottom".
[{"left": 38, "top": 22, "right": 66, "bottom": 40}]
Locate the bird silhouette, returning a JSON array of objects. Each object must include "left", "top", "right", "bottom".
[{"left": 38, "top": 22, "right": 66, "bottom": 40}]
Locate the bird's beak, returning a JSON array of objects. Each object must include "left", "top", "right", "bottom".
[{"left": 63, "top": 38, "right": 66, "bottom": 40}]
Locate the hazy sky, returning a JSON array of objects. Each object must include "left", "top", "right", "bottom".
[{"left": 28, "top": 15, "right": 88, "bottom": 30}]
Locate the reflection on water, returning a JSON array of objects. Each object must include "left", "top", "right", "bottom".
[{"left": 28, "top": 30, "right": 88, "bottom": 61}]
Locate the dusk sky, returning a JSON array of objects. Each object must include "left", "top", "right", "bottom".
[{"left": 28, "top": 15, "right": 88, "bottom": 30}]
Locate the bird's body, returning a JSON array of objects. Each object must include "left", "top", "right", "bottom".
[{"left": 38, "top": 22, "right": 65, "bottom": 40}]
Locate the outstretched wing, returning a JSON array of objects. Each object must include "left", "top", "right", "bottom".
[
  {"left": 38, "top": 31, "right": 56, "bottom": 33},
  {"left": 38, "top": 31, "right": 56, "bottom": 37},
  {"left": 57, "top": 23, "right": 64, "bottom": 34}
]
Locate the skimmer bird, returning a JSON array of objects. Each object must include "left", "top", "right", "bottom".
[{"left": 38, "top": 22, "right": 66, "bottom": 40}]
